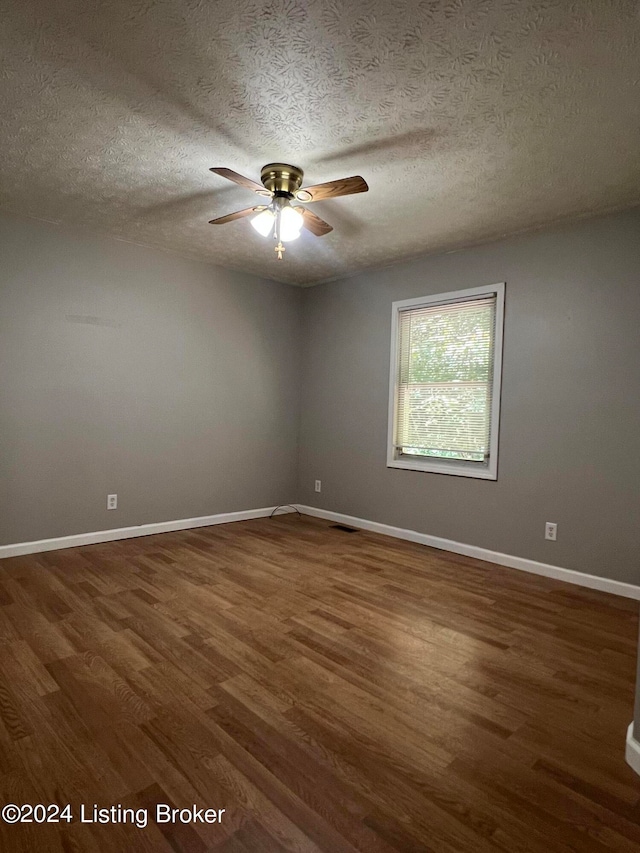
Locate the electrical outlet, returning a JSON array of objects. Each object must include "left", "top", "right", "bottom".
[
  {"left": 545, "top": 522, "right": 557, "bottom": 541},
  {"left": 314, "top": 480, "right": 322, "bottom": 493},
  {"left": 107, "top": 494, "right": 118, "bottom": 510}
]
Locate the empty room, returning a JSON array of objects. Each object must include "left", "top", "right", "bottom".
[{"left": 1, "top": 1, "right": 640, "bottom": 851}]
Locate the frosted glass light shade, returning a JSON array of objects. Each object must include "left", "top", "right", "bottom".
[
  {"left": 280, "top": 206, "right": 303, "bottom": 242},
  {"left": 250, "top": 208, "right": 275, "bottom": 237}
]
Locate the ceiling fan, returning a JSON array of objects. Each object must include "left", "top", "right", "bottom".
[{"left": 208, "top": 163, "right": 368, "bottom": 260}]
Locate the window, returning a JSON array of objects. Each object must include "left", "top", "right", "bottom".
[{"left": 387, "top": 283, "right": 504, "bottom": 479}]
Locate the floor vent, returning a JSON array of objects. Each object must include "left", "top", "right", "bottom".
[{"left": 330, "top": 524, "right": 360, "bottom": 533}]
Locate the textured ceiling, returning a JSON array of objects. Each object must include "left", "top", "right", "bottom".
[{"left": 1, "top": 0, "right": 639, "bottom": 286}]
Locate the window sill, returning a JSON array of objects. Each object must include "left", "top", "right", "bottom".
[{"left": 387, "top": 457, "right": 497, "bottom": 480}]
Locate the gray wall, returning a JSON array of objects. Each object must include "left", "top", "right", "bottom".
[
  {"left": 0, "top": 215, "right": 302, "bottom": 545},
  {"left": 298, "top": 209, "right": 640, "bottom": 584}
]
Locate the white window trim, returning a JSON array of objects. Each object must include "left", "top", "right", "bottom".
[{"left": 387, "top": 282, "right": 505, "bottom": 481}]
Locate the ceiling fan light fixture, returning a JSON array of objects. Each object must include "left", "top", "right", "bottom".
[
  {"left": 279, "top": 205, "right": 303, "bottom": 242},
  {"left": 209, "top": 163, "right": 367, "bottom": 258},
  {"left": 250, "top": 208, "right": 275, "bottom": 237}
]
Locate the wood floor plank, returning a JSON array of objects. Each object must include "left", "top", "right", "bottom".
[{"left": 0, "top": 514, "right": 639, "bottom": 851}]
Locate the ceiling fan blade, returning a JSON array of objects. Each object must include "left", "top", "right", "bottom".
[
  {"left": 297, "top": 207, "right": 333, "bottom": 236},
  {"left": 295, "top": 175, "right": 368, "bottom": 202},
  {"left": 209, "top": 167, "right": 271, "bottom": 195},
  {"left": 208, "top": 206, "right": 265, "bottom": 225}
]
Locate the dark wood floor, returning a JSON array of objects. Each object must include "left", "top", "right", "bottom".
[{"left": 1, "top": 514, "right": 639, "bottom": 852}]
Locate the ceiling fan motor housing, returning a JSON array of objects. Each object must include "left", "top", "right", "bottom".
[{"left": 260, "top": 163, "right": 304, "bottom": 196}]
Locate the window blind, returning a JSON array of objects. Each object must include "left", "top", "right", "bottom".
[{"left": 394, "top": 295, "right": 496, "bottom": 463}]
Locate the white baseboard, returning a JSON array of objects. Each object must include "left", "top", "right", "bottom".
[
  {"left": 296, "top": 505, "right": 640, "bottom": 601},
  {"left": 0, "top": 505, "right": 296, "bottom": 559},
  {"left": 627, "top": 724, "right": 640, "bottom": 776}
]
